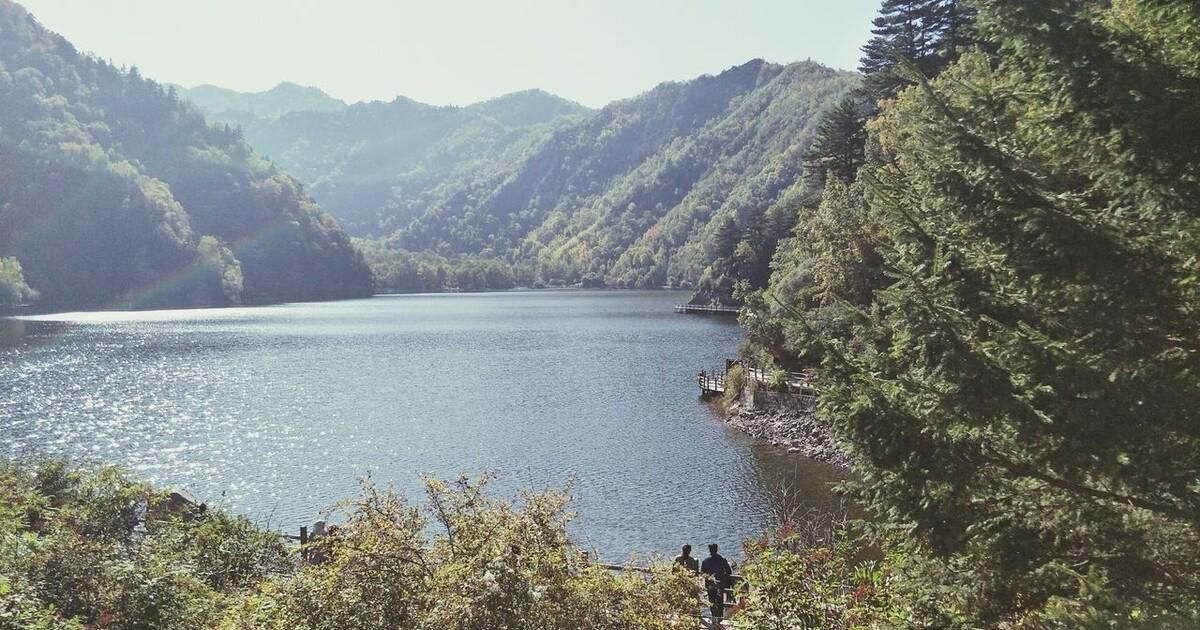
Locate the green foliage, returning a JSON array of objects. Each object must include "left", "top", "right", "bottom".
[
  {"left": 743, "top": 177, "right": 886, "bottom": 369},
  {"left": 186, "top": 61, "right": 856, "bottom": 296},
  {"left": 363, "top": 60, "right": 859, "bottom": 293},
  {"left": 355, "top": 240, "right": 522, "bottom": 292},
  {"left": 767, "top": 369, "right": 790, "bottom": 392},
  {"left": 0, "top": 257, "right": 36, "bottom": 305},
  {"left": 723, "top": 364, "right": 746, "bottom": 407},
  {"left": 1, "top": 461, "right": 709, "bottom": 629},
  {"left": 802, "top": 96, "right": 868, "bottom": 191},
  {"left": 200, "top": 90, "right": 589, "bottom": 236},
  {"left": 232, "top": 474, "right": 700, "bottom": 630},
  {"left": 735, "top": 525, "right": 906, "bottom": 630},
  {"left": 0, "top": 459, "right": 291, "bottom": 629},
  {"left": 749, "top": 0, "right": 1200, "bottom": 625},
  {"left": 0, "top": 2, "right": 371, "bottom": 308}
]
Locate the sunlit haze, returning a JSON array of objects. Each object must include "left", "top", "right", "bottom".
[{"left": 17, "top": 0, "right": 878, "bottom": 106}]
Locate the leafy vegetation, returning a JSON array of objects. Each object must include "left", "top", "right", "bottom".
[
  {"left": 857, "top": 0, "right": 976, "bottom": 102},
  {"left": 745, "top": 0, "right": 1200, "bottom": 625},
  {"left": 0, "top": 257, "right": 35, "bottom": 305},
  {"left": 356, "top": 239, "right": 523, "bottom": 293},
  {"left": 0, "top": 460, "right": 950, "bottom": 629},
  {"left": 0, "top": 461, "right": 711, "bottom": 629},
  {"left": 0, "top": 459, "right": 291, "bottom": 629},
  {"left": 0, "top": 0, "right": 371, "bottom": 308}
]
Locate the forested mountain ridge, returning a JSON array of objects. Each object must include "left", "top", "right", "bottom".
[
  {"left": 376, "top": 59, "right": 857, "bottom": 291},
  {"left": 0, "top": 0, "right": 371, "bottom": 308},
  {"left": 187, "top": 88, "right": 591, "bottom": 236}
]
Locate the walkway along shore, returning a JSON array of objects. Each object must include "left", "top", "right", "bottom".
[{"left": 700, "top": 361, "right": 850, "bottom": 470}]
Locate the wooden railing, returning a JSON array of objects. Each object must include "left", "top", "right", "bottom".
[
  {"left": 698, "top": 372, "right": 726, "bottom": 396},
  {"left": 674, "top": 303, "right": 741, "bottom": 315},
  {"left": 697, "top": 360, "right": 819, "bottom": 399}
]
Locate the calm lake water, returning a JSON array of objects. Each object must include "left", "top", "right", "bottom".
[{"left": 0, "top": 290, "right": 845, "bottom": 560}]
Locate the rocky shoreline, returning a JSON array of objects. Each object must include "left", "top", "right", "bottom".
[{"left": 724, "top": 401, "right": 851, "bottom": 470}]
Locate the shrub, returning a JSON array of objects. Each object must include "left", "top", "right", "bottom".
[
  {"left": 723, "top": 364, "right": 746, "bottom": 407},
  {"left": 0, "top": 460, "right": 292, "bottom": 630},
  {"left": 767, "top": 369, "right": 790, "bottom": 392},
  {"left": 244, "top": 474, "right": 701, "bottom": 630},
  {"left": 735, "top": 524, "right": 905, "bottom": 630}
]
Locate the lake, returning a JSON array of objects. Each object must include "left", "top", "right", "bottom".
[{"left": 0, "top": 290, "right": 846, "bottom": 561}]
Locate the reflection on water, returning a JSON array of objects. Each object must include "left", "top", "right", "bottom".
[
  {"left": 0, "top": 290, "right": 847, "bottom": 560},
  {"left": 0, "top": 318, "right": 20, "bottom": 347}
]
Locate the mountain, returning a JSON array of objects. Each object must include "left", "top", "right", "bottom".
[
  {"left": 188, "top": 89, "right": 592, "bottom": 235},
  {"left": 465, "top": 89, "right": 592, "bottom": 128},
  {"left": 388, "top": 59, "right": 858, "bottom": 289},
  {"left": 202, "top": 60, "right": 856, "bottom": 292},
  {"left": 178, "top": 81, "right": 347, "bottom": 125},
  {"left": 0, "top": 0, "right": 372, "bottom": 308}
]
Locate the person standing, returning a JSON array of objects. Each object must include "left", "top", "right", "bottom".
[
  {"left": 674, "top": 544, "right": 699, "bottom": 573},
  {"left": 700, "top": 543, "right": 732, "bottom": 620}
]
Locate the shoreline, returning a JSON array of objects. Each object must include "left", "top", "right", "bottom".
[
  {"left": 2, "top": 287, "right": 698, "bottom": 319},
  {"left": 723, "top": 400, "right": 851, "bottom": 470},
  {"left": 3, "top": 286, "right": 701, "bottom": 318}
]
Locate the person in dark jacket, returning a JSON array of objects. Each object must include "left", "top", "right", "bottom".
[{"left": 700, "top": 543, "right": 732, "bottom": 619}]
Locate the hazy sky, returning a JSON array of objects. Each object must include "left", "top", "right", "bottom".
[{"left": 19, "top": 0, "right": 879, "bottom": 108}]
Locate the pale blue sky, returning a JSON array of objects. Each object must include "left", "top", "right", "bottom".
[{"left": 19, "top": 0, "right": 879, "bottom": 107}]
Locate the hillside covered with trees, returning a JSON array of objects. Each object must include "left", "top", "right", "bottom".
[
  {"left": 184, "top": 87, "right": 591, "bottom": 237},
  {"left": 389, "top": 60, "right": 858, "bottom": 295},
  {"left": 189, "top": 61, "right": 856, "bottom": 295},
  {"left": 0, "top": 0, "right": 372, "bottom": 309}
]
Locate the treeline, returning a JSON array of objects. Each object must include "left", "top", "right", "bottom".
[
  {"left": 0, "top": 0, "right": 372, "bottom": 309},
  {"left": 358, "top": 241, "right": 616, "bottom": 293},
  {"left": 358, "top": 242, "right": 519, "bottom": 293},
  {"left": 741, "top": 0, "right": 1200, "bottom": 626}
]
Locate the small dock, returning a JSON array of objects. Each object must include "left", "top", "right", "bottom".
[{"left": 675, "top": 303, "right": 740, "bottom": 315}]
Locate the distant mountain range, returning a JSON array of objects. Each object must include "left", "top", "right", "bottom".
[
  {"left": 185, "top": 61, "right": 857, "bottom": 290},
  {"left": 0, "top": 0, "right": 372, "bottom": 308},
  {"left": 177, "top": 82, "right": 348, "bottom": 125}
]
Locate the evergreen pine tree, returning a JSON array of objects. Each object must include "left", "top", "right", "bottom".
[
  {"left": 802, "top": 97, "right": 868, "bottom": 191},
  {"left": 858, "top": 0, "right": 974, "bottom": 101},
  {"left": 709, "top": 215, "right": 741, "bottom": 265}
]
